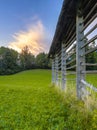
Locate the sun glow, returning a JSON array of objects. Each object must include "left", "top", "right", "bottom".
[{"left": 9, "top": 20, "right": 50, "bottom": 56}]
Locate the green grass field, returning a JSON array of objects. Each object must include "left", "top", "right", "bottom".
[{"left": 0, "top": 70, "right": 97, "bottom": 130}]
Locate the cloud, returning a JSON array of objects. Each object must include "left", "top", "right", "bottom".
[{"left": 8, "top": 19, "right": 50, "bottom": 56}]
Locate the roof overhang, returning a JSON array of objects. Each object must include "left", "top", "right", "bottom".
[{"left": 48, "top": 0, "right": 96, "bottom": 58}]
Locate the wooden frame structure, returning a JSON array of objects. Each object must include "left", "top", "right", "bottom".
[{"left": 48, "top": 0, "right": 97, "bottom": 99}]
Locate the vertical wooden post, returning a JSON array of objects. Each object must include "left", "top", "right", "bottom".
[
  {"left": 58, "top": 50, "right": 62, "bottom": 88},
  {"left": 57, "top": 52, "right": 60, "bottom": 87},
  {"left": 76, "top": 2, "right": 86, "bottom": 99},
  {"left": 61, "top": 43, "right": 66, "bottom": 90},
  {"left": 52, "top": 58, "right": 55, "bottom": 84},
  {"left": 55, "top": 54, "right": 59, "bottom": 86}
]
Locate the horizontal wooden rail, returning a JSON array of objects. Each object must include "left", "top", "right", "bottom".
[
  {"left": 82, "top": 71, "right": 97, "bottom": 74},
  {"left": 85, "top": 46, "right": 97, "bottom": 56},
  {"left": 66, "top": 65, "right": 76, "bottom": 70},
  {"left": 84, "top": 3, "right": 97, "bottom": 23},
  {"left": 82, "top": 13, "right": 97, "bottom": 32},
  {"left": 81, "top": 79, "right": 97, "bottom": 92},
  {"left": 66, "top": 58, "right": 76, "bottom": 65},
  {"left": 81, "top": 35, "right": 97, "bottom": 49},
  {"left": 82, "top": 63, "right": 97, "bottom": 66},
  {"left": 81, "top": 24, "right": 97, "bottom": 40}
]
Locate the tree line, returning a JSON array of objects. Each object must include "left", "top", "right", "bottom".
[
  {"left": 0, "top": 46, "right": 51, "bottom": 75},
  {"left": 0, "top": 41, "right": 97, "bottom": 75}
]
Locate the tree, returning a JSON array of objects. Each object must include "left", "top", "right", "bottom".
[
  {"left": 35, "top": 52, "right": 51, "bottom": 69},
  {"left": 0, "top": 47, "right": 20, "bottom": 75},
  {"left": 0, "top": 46, "right": 51, "bottom": 75},
  {"left": 20, "top": 46, "right": 35, "bottom": 69}
]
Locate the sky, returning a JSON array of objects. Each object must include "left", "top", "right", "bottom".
[{"left": 0, "top": 0, "right": 63, "bottom": 55}]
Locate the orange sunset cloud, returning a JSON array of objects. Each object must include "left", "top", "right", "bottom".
[{"left": 8, "top": 20, "right": 50, "bottom": 56}]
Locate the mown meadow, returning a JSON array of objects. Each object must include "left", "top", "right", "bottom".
[{"left": 0, "top": 70, "right": 97, "bottom": 130}]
